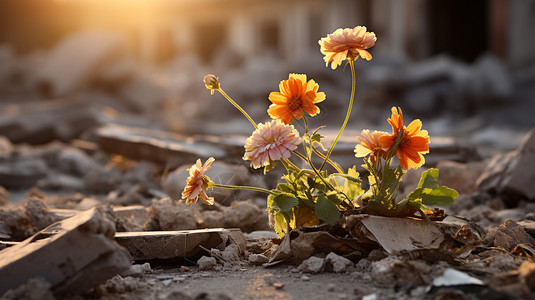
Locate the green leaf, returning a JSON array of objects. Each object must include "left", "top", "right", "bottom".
[
  {"left": 420, "top": 186, "right": 458, "bottom": 207},
  {"left": 404, "top": 168, "right": 458, "bottom": 208},
  {"left": 315, "top": 194, "right": 341, "bottom": 225},
  {"left": 277, "top": 183, "right": 294, "bottom": 194},
  {"left": 417, "top": 168, "right": 439, "bottom": 189},
  {"left": 272, "top": 211, "right": 290, "bottom": 238},
  {"left": 272, "top": 194, "right": 299, "bottom": 212}
]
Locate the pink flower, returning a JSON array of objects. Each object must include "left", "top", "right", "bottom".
[
  {"left": 319, "top": 26, "right": 377, "bottom": 70},
  {"left": 181, "top": 157, "right": 215, "bottom": 205},
  {"left": 243, "top": 119, "right": 301, "bottom": 169}
]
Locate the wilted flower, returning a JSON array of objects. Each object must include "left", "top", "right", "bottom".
[
  {"left": 243, "top": 119, "right": 302, "bottom": 169},
  {"left": 203, "top": 74, "right": 220, "bottom": 95},
  {"left": 378, "top": 107, "right": 430, "bottom": 169},
  {"left": 319, "top": 26, "right": 377, "bottom": 70},
  {"left": 181, "top": 157, "right": 215, "bottom": 205},
  {"left": 268, "top": 73, "right": 326, "bottom": 124},
  {"left": 354, "top": 129, "right": 389, "bottom": 163}
]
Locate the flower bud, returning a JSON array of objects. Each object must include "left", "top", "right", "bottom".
[{"left": 203, "top": 74, "right": 220, "bottom": 95}]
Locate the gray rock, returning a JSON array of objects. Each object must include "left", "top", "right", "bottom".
[
  {"left": 0, "top": 156, "right": 47, "bottom": 189},
  {"left": 476, "top": 127, "right": 535, "bottom": 203},
  {"left": 197, "top": 256, "right": 218, "bottom": 270},
  {"left": 324, "top": 252, "right": 353, "bottom": 273},
  {"left": 298, "top": 256, "right": 324, "bottom": 274},
  {"left": 0, "top": 207, "right": 132, "bottom": 297},
  {"left": 248, "top": 254, "right": 269, "bottom": 266}
]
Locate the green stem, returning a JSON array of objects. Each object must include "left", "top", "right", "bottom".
[
  {"left": 319, "top": 59, "right": 356, "bottom": 171},
  {"left": 217, "top": 88, "right": 257, "bottom": 129},
  {"left": 312, "top": 147, "right": 344, "bottom": 174},
  {"left": 210, "top": 182, "right": 274, "bottom": 195}
]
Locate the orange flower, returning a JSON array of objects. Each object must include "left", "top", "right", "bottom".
[
  {"left": 378, "top": 107, "right": 430, "bottom": 169},
  {"left": 354, "top": 129, "right": 389, "bottom": 163},
  {"left": 268, "top": 74, "right": 326, "bottom": 124},
  {"left": 181, "top": 157, "right": 215, "bottom": 205},
  {"left": 319, "top": 26, "right": 377, "bottom": 70}
]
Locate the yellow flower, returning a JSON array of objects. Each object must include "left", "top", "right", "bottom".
[
  {"left": 319, "top": 26, "right": 377, "bottom": 69},
  {"left": 267, "top": 73, "right": 326, "bottom": 124}
]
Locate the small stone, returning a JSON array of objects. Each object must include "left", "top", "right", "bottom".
[
  {"left": 325, "top": 252, "right": 353, "bottom": 273},
  {"left": 197, "top": 256, "right": 218, "bottom": 270},
  {"left": 273, "top": 283, "right": 284, "bottom": 289},
  {"left": 248, "top": 254, "right": 269, "bottom": 266},
  {"left": 328, "top": 283, "right": 336, "bottom": 292},
  {"left": 181, "top": 266, "right": 190, "bottom": 272},
  {"left": 298, "top": 256, "right": 324, "bottom": 274},
  {"left": 300, "top": 275, "right": 310, "bottom": 281}
]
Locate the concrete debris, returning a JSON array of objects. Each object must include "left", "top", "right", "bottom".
[
  {"left": 343, "top": 214, "right": 482, "bottom": 256},
  {"left": 96, "top": 124, "right": 226, "bottom": 169},
  {"left": 0, "top": 98, "right": 107, "bottom": 145},
  {"left": 483, "top": 219, "right": 534, "bottom": 251},
  {"left": 1, "top": 277, "right": 54, "bottom": 300},
  {"left": 324, "top": 252, "right": 354, "bottom": 273},
  {"left": 476, "top": 127, "right": 535, "bottom": 204},
  {"left": 197, "top": 256, "right": 218, "bottom": 270},
  {"left": 121, "top": 263, "right": 152, "bottom": 278},
  {"left": 223, "top": 200, "right": 270, "bottom": 233},
  {"left": 0, "top": 198, "right": 61, "bottom": 241},
  {"left": 247, "top": 254, "right": 269, "bottom": 266},
  {"left": 370, "top": 257, "right": 434, "bottom": 288},
  {"left": 144, "top": 198, "right": 200, "bottom": 231},
  {"left": 0, "top": 207, "right": 132, "bottom": 297},
  {"left": 298, "top": 256, "right": 325, "bottom": 274},
  {"left": 115, "top": 228, "right": 245, "bottom": 261}
]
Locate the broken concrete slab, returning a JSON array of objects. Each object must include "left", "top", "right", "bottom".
[
  {"left": 114, "top": 228, "right": 245, "bottom": 261},
  {"left": 95, "top": 124, "right": 226, "bottom": 169},
  {"left": 476, "top": 127, "right": 535, "bottom": 204},
  {"left": 342, "top": 214, "right": 482, "bottom": 257},
  {"left": 0, "top": 207, "right": 132, "bottom": 297},
  {"left": 0, "top": 98, "right": 107, "bottom": 144}
]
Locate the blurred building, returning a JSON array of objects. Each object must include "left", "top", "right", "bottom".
[{"left": 0, "top": 0, "right": 534, "bottom": 68}]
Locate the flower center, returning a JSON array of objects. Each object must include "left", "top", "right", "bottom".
[{"left": 288, "top": 97, "right": 302, "bottom": 111}]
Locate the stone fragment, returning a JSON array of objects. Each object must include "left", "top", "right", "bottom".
[
  {"left": 0, "top": 156, "right": 47, "bottom": 189},
  {"left": 121, "top": 263, "right": 151, "bottom": 277},
  {"left": 223, "top": 200, "right": 269, "bottom": 233},
  {"left": 211, "top": 243, "right": 241, "bottom": 263},
  {"left": 248, "top": 254, "right": 269, "bottom": 266},
  {"left": 370, "top": 257, "right": 433, "bottom": 288},
  {"left": 476, "top": 127, "right": 535, "bottom": 204},
  {"left": 32, "top": 30, "right": 126, "bottom": 97},
  {"left": 436, "top": 160, "right": 488, "bottom": 195},
  {"left": 0, "top": 198, "right": 61, "bottom": 240},
  {"left": 143, "top": 198, "right": 199, "bottom": 231},
  {"left": 112, "top": 205, "right": 149, "bottom": 232},
  {"left": 0, "top": 98, "right": 105, "bottom": 144},
  {"left": 0, "top": 277, "right": 54, "bottom": 300},
  {"left": 197, "top": 256, "right": 218, "bottom": 270},
  {"left": 114, "top": 228, "right": 245, "bottom": 261},
  {"left": 95, "top": 124, "right": 226, "bottom": 169},
  {"left": 483, "top": 219, "right": 534, "bottom": 251},
  {"left": 298, "top": 256, "right": 325, "bottom": 274},
  {"left": 324, "top": 252, "right": 353, "bottom": 273},
  {"left": 0, "top": 207, "right": 132, "bottom": 297}
]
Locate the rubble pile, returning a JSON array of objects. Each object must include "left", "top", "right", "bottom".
[{"left": 0, "top": 31, "right": 535, "bottom": 299}]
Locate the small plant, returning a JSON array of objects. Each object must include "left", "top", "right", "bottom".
[{"left": 182, "top": 26, "right": 458, "bottom": 237}]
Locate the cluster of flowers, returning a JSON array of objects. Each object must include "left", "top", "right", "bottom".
[{"left": 181, "top": 26, "right": 457, "bottom": 237}]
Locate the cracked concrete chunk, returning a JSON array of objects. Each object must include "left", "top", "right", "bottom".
[
  {"left": 0, "top": 207, "right": 132, "bottom": 297},
  {"left": 115, "top": 228, "right": 245, "bottom": 261}
]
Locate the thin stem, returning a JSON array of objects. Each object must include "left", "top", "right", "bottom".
[
  {"left": 217, "top": 88, "right": 257, "bottom": 129},
  {"left": 303, "top": 114, "right": 309, "bottom": 134},
  {"left": 210, "top": 183, "right": 274, "bottom": 195},
  {"left": 319, "top": 59, "right": 356, "bottom": 171},
  {"left": 311, "top": 147, "right": 344, "bottom": 174}
]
